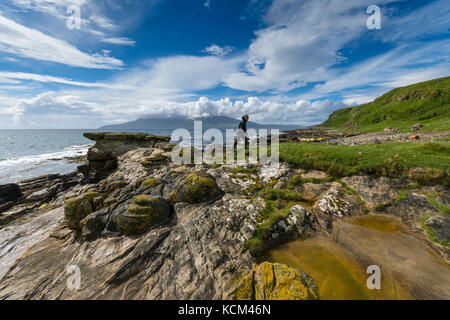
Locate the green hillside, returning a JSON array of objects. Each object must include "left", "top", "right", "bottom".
[{"left": 322, "top": 76, "right": 450, "bottom": 132}]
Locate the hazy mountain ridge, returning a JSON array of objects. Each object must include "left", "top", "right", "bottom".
[{"left": 98, "top": 116, "right": 300, "bottom": 131}]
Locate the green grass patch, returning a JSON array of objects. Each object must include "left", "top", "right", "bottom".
[
  {"left": 426, "top": 192, "right": 450, "bottom": 214},
  {"left": 393, "top": 189, "right": 409, "bottom": 205},
  {"left": 434, "top": 136, "right": 450, "bottom": 142},
  {"left": 286, "top": 174, "right": 336, "bottom": 188},
  {"left": 337, "top": 180, "right": 363, "bottom": 202},
  {"left": 280, "top": 142, "right": 450, "bottom": 186},
  {"left": 322, "top": 76, "right": 450, "bottom": 133},
  {"left": 264, "top": 189, "right": 304, "bottom": 202},
  {"left": 231, "top": 166, "right": 258, "bottom": 175}
]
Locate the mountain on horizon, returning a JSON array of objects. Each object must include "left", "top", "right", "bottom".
[{"left": 98, "top": 116, "right": 301, "bottom": 131}]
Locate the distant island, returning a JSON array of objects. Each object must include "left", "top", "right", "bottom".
[{"left": 98, "top": 116, "right": 301, "bottom": 131}]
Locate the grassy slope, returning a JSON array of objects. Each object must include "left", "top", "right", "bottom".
[
  {"left": 279, "top": 142, "right": 450, "bottom": 186},
  {"left": 322, "top": 76, "right": 450, "bottom": 132}
]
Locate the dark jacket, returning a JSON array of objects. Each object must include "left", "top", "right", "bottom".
[{"left": 238, "top": 118, "right": 248, "bottom": 133}]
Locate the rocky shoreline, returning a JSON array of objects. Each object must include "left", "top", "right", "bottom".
[{"left": 0, "top": 131, "right": 449, "bottom": 299}]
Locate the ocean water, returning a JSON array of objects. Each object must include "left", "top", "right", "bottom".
[
  {"left": 0, "top": 128, "right": 270, "bottom": 184},
  {"left": 0, "top": 130, "right": 93, "bottom": 184}
]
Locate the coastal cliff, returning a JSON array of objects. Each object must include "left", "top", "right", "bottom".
[{"left": 0, "top": 131, "right": 449, "bottom": 300}]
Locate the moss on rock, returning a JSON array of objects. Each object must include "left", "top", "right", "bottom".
[
  {"left": 141, "top": 153, "right": 169, "bottom": 166},
  {"left": 115, "top": 195, "right": 170, "bottom": 236},
  {"left": 139, "top": 178, "right": 162, "bottom": 190},
  {"left": 64, "top": 191, "right": 98, "bottom": 230},
  {"left": 228, "top": 262, "right": 319, "bottom": 300},
  {"left": 171, "top": 172, "right": 223, "bottom": 204}
]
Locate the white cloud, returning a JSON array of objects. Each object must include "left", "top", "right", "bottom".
[
  {"left": 2, "top": 85, "right": 343, "bottom": 128},
  {"left": 343, "top": 94, "right": 376, "bottom": 106},
  {"left": 101, "top": 37, "right": 136, "bottom": 46},
  {"left": 89, "top": 14, "right": 117, "bottom": 30},
  {"left": 202, "top": 44, "right": 235, "bottom": 57},
  {"left": 0, "top": 72, "right": 134, "bottom": 89},
  {"left": 121, "top": 55, "right": 243, "bottom": 92},
  {"left": 0, "top": 14, "right": 123, "bottom": 69},
  {"left": 222, "top": 0, "right": 447, "bottom": 93},
  {"left": 302, "top": 39, "right": 450, "bottom": 100}
]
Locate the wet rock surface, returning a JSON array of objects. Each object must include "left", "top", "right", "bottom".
[
  {"left": 333, "top": 221, "right": 450, "bottom": 299},
  {"left": 0, "top": 173, "right": 80, "bottom": 226}
]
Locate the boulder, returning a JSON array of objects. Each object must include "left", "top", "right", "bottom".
[
  {"left": 114, "top": 195, "right": 170, "bottom": 236},
  {"left": 425, "top": 215, "right": 450, "bottom": 242},
  {"left": 223, "top": 262, "right": 319, "bottom": 300},
  {"left": 171, "top": 172, "right": 223, "bottom": 204},
  {"left": 139, "top": 178, "right": 163, "bottom": 190},
  {"left": 64, "top": 191, "right": 98, "bottom": 230},
  {"left": 81, "top": 208, "right": 111, "bottom": 240},
  {"left": 289, "top": 204, "right": 307, "bottom": 222},
  {"left": 0, "top": 184, "right": 22, "bottom": 204}
]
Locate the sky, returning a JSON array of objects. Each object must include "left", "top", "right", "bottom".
[{"left": 0, "top": 0, "right": 448, "bottom": 129}]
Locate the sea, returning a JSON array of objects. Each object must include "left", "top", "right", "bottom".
[{"left": 0, "top": 128, "right": 255, "bottom": 184}]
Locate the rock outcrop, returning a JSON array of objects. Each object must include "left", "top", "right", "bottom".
[
  {"left": 80, "top": 132, "right": 170, "bottom": 182},
  {"left": 114, "top": 195, "right": 170, "bottom": 236},
  {"left": 0, "top": 173, "right": 79, "bottom": 226},
  {"left": 0, "top": 131, "right": 448, "bottom": 300},
  {"left": 222, "top": 262, "right": 319, "bottom": 300},
  {"left": 0, "top": 184, "right": 22, "bottom": 204}
]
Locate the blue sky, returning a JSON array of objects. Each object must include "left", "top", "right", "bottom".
[{"left": 0, "top": 0, "right": 448, "bottom": 128}]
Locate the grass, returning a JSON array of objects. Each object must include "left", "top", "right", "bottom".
[
  {"left": 393, "top": 189, "right": 409, "bottom": 205},
  {"left": 279, "top": 142, "right": 450, "bottom": 186},
  {"left": 337, "top": 180, "right": 363, "bottom": 202},
  {"left": 286, "top": 174, "right": 336, "bottom": 188},
  {"left": 421, "top": 215, "right": 449, "bottom": 247},
  {"left": 264, "top": 189, "right": 305, "bottom": 202},
  {"left": 231, "top": 166, "right": 258, "bottom": 175},
  {"left": 322, "top": 76, "right": 450, "bottom": 133},
  {"left": 426, "top": 192, "right": 450, "bottom": 214}
]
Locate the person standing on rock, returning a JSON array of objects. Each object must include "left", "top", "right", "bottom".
[
  {"left": 235, "top": 115, "right": 249, "bottom": 149},
  {"left": 238, "top": 114, "right": 249, "bottom": 133}
]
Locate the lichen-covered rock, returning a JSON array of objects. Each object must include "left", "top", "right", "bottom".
[
  {"left": 385, "top": 192, "right": 438, "bottom": 221},
  {"left": 224, "top": 262, "right": 319, "bottom": 300},
  {"left": 317, "top": 188, "right": 349, "bottom": 217},
  {"left": 141, "top": 153, "right": 169, "bottom": 166},
  {"left": 425, "top": 214, "right": 450, "bottom": 242},
  {"left": 80, "top": 208, "right": 109, "bottom": 240},
  {"left": 171, "top": 172, "right": 223, "bottom": 204},
  {"left": 114, "top": 195, "right": 170, "bottom": 236},
  {"left": 64, "top": 191, "right": 98, "bottom": 230},
  {"left": 139, "top": 178, "right": 162, "bottom": 190},
  {"left": 342, "top": 175, "right": 406, "bottom": 207}
]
